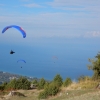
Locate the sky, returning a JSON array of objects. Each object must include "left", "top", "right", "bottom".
[{"left": 0, "top": 0, "right": 100, "bottom": 80}]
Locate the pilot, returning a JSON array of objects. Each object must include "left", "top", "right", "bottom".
[{"left": 10, "top": 50, "right": 15, "bottom": 54}]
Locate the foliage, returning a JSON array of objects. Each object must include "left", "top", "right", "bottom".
[
  {"left": 88, "top": 52, "right": 100, "bottom": 80},
  {"left": 0, "top": 82, "right": 8, "bottom": 91},
  {"left": 53, "top": 74, "right": 63, "bottom": 87},
  {"left": 32, "top": 79, "right": 38, "bottom": 84},
  {"left": 17, "top": 77, "right": 31, "bottom": 90},
  {"left": 0, "top": 85, "right": 4, "bottom": 91},
  {"left": 38, "top": 81, "right": 60, "bottom": 99},
  {"left": 5, "top": 77, "right": 30, "bottom": 90},
  {"left": 78, "top": 75, "right": 91, "bottom": 82},
  {"left": 63, "top": 77, "right": 72, "bottom": 87},
  {"left": 38, "top": 90, "right": 48, "bottom": 99},
  {"left": 47, "top": 82, "right": 60, "bottom": 96},
  {"left": 38, "top": 78, "right": 46, "bottom": 90}
]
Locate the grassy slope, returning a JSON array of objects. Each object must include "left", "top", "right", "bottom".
[
  {"left": 2, "top": 89, "right": 100, "bottom": 100},
  {"left": 1, "top": 80, "right": 100, "bottom": 100}
]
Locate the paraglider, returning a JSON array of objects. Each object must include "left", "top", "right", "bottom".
[
  {"left": 2, "top": 25, "right": 26, "bottom": 38},
  {"left": 52, "top": 56, "right": 58, "bottom": 63},
  {"left": 17, "top": 60, "right": 26, "bottom": 68},
  {"left": 17, "top": 59, "right": 26, "bottom": 63},
  {"left": 10, "top": 50, "right": 15, "bottom": 54}
]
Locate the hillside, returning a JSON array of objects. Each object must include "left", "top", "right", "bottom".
[
  {"left": 0, "top": 71, "right": 39, "bottom": 84},
  {"left": 0, "top": 88, "right": 100, "bottom": 100}
]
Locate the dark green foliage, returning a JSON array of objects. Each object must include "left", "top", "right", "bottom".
[
  {"left": 38, "top": 78, "right": 46, "bottom": 90},
  {"left": 5, "top": 77, "right": 30, "bottom": 90},
  {"left": 88, "top": 52, "right": 100, "bottom": 80},
  {"left": 63, "top": 78, "right": 72, "bottom": 87},
  {"left": 32, "top": 79, "right": 38, "bottom": 87},
  {"left": 0, "top": 82, "right": 8, "bottom": 91},
  {"left": 16, "top": 77, "right": 30, "bottom": 90},
  {"left": 32, "top": 79, "right": 38, "bottom": 84},
  {"left": 48, "top": 82, "right": 59, "bottom": 96},
  {"left": 38, "top": 90, "right": 48, "bottom": 99},
  {"left": 53, "top": 74, "right": 63, "bottom": 87},
  {"left": 0, "top": 85, "right": 4, "bottom": 91},
  {"left": 5, "top": 79, "right": 17, "bottom": 90},
  {"left": 38, "top": 81, "right": 60, "bottom": 99}
]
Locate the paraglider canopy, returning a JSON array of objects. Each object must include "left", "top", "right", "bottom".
[
  {"left": 17, "top": 60, "right": 26, "bottom": 68},
  {"left": 17, "top": 59, "right": 26, "bottom": 63},
  {"left": 2, "top": 25, "right": 26, "bottom": 38}
]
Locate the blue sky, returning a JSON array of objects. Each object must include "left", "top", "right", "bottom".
[
  {"left": 0, "top": 0, "right": 100, "bottom": 40},
  {"left": 0, "top": 0, "right": 100, "bottom": 80}
]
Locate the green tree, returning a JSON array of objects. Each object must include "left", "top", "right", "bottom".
[
  {"left": 88, "top": 52, "right": 100, "bottom": 80},
  {"left": 63, "top": 78, "right": 72, "bottom": 87},
  {"left": 38, "top": 78, "right": 46, "bottom": 89},
  {"left": 32, "top": 79, "right": 38, "bottom": 84},
  {"left": 16, "top": 77, "right": 31, "bottom": 90},
  {"left": 53, "top": 74, "right": 63, "bottom": 87},
  {"left": 38, "top": 90, "right": 48, "bottom": 99},
  {"left": 32, "top": 79, "right": 38, "bottom": 87},
  {"left": 38, "top": 82, "right": 60, "bottom": 99},
  {"left": 0, "top": 82, "right": 7, "bottom": 91},
  {"left": 6, "top": 77, "right": 31, "bottom": 90},
  {"left": 48, "top": 82, "right": 59, "bottom": 96},
  {"left": 5, "top": 79, "right": 17, "bottom": 90}
]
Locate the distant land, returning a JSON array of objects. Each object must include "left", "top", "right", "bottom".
[{"left": 0, "top": 71, "right": 39, "bottom": 84}]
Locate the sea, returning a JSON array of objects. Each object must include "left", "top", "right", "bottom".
[{"left": 0, "top": 37, "right": 100, "bottom": 81}]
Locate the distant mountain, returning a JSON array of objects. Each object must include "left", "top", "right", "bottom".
[{"left": 0, "top": 71, "right": 39, "bottom": 84}]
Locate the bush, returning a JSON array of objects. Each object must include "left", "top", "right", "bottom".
[
  {"left": 48, "top": 82, "right": 59, "bottom": 96},
  {"left": 63, "top": 78, "right": 72, "bottom": 87},
  {"left": 38, "top": 78, "right": 46, "bottom": 90},
  {"left": 0, "top": 85, "right": 4, "bottom": 91},
  {"left": 53, "top": 74, "right": 63, "bottom": 87},
  {"left": 38, "top": 90, "right": 48, "bottom": 99},
  {"left": 5, "top": 77, "right": 31, "bottom": 90},
  {"left": 38, "top": 82, "right": 60, "bottom": 99}
]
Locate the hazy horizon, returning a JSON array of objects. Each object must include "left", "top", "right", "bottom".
[{"left": 0, "top": 0, "right": 100, "bottom": 80}]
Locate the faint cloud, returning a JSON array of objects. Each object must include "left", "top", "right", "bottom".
[
  {"left": 83, "top": 31, "right": 100, "bottom": 38},
  {"left": 47, "top": 0, "right": 100, "bottom": 13},
  {"left": 23, "top": 3, "right": 44, "bottom": 8}
]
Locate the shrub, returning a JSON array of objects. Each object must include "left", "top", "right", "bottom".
[
  {"left": 53, "top": 74, "right": 63, "bottom": 87},
  {"left": 63, "top": 78, "right": 72, "bottom": 87},
  {"left": 48, "top": 82, "right": 59, "bottom": 96},
  {"left": 38, "top": 78, "right": 46, "bottom": 90},
  {"left": 38, "top": 90, "right": 48, "bottom": 99}
]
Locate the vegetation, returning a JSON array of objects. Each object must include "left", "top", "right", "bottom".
[
  {"left": 37, "top": 78, "right": 46, "bottom": 90},
  {"left": 63, "top": 78, "right": 72, "bottom": 87},
  {"left": 88, "top": 52, "right": 100, "bottom": 80},
  {"left": 0, "top": 52, "right": 100, "bottom": 100},
  {"left": 0, "top": 71, "right": 39, "bottom": 84}
]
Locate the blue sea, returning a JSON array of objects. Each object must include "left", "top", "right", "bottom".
[{"left": 0, "top": 37, "right": 100, "bottom": 81}]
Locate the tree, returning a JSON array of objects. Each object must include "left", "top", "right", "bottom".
[
  {"left": 63, "top": 78, "right": 72, "bottom": 87},
  {"left": 38, "top": 78, "right": 46, "bottom": 89},
  {"left": 88, "top": 52, "right": 100, "bottom": 80},
  {"left": 5, "top": 79, "right": 17, "bottom": 90},
  {"left": 38, "top": 82, "right": 60, "bottom": 99},
  {"left": 32, "top": 79, "right": 38, "bottom": 87},
  {"left": 48, "top": 82, "right": 59, "bottom": 96},
  {"left": 0, "top": 82, "right": 7, "bottom": 91},
  {"left": 53, "top": 74, "right": 63, "bottom": 87},
  {"left": 16, "top": 77, "right": 31, "bottom": 90}
]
